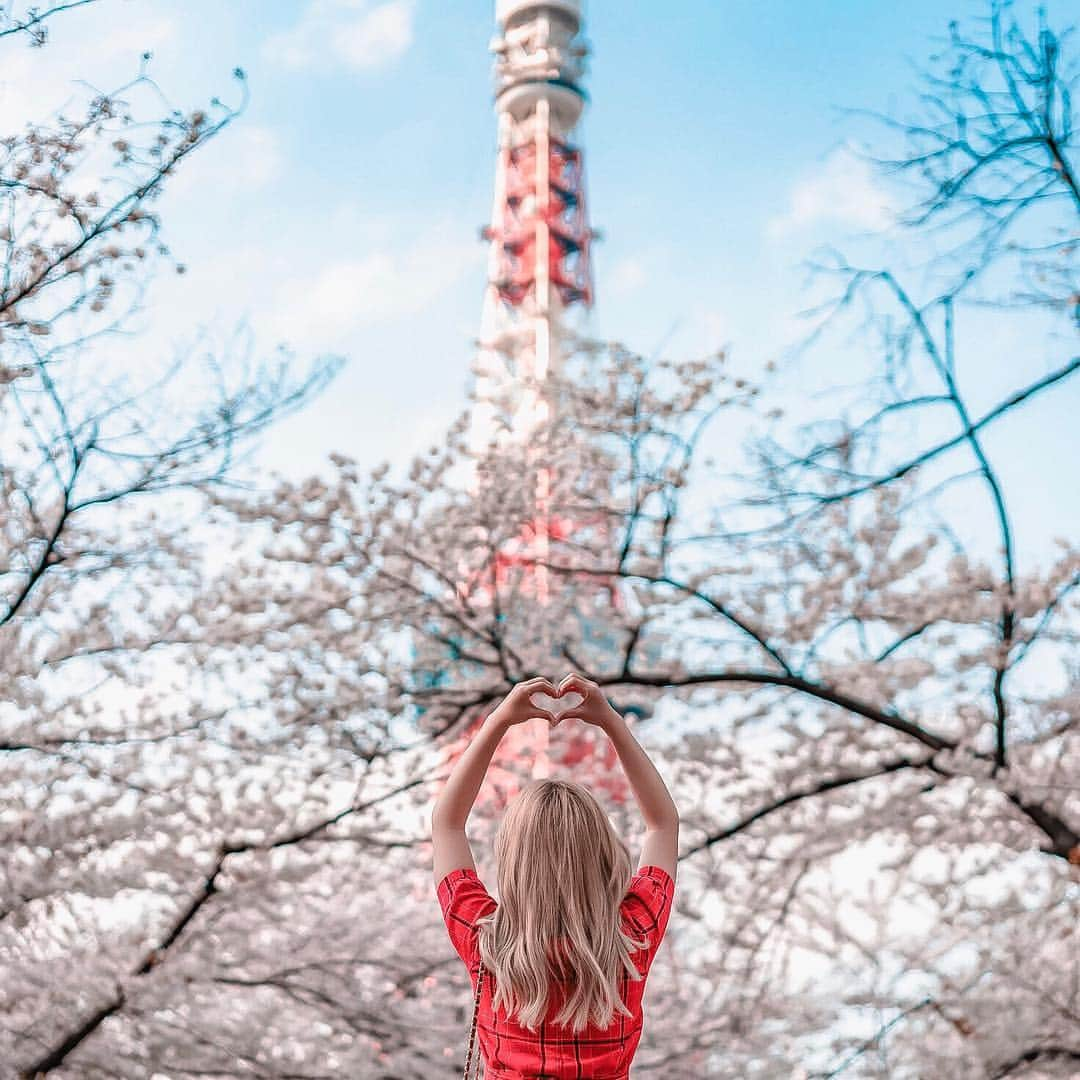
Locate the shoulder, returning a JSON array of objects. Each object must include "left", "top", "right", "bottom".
[
  {"left": 437, "top": 868, "right": 498, "bottom": 923},
  {"left": 621, "top": 864, "right": 676, "bottom": 933},
  {"left": 629, "top": 864, "right": 676, "bottom": 898},
  {"left": 437, "top": 868, "right": 497, "bottom": 969}
]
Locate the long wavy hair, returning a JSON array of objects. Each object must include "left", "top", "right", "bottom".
[{"left": 475, "top": 778, "right": 649, "bottom": 1033}]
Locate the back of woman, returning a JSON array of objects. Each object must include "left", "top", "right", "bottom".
[
  {"left": 431, "top": 674, "right": 680, "bottom": 1079},
  {"left": 438, "top": 855, "right": 674, "bottom": 1079}
]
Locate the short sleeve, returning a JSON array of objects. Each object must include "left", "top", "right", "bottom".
[
  {"left": 436, "top": 868, "right": 497, "bottom": 969},
  {"left": 621, "top": 865, "right": 675, "bottom": 967}
]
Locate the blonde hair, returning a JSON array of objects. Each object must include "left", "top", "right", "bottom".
[{"left": 476, "top": 779, "right": 648, "bottom": 1033}]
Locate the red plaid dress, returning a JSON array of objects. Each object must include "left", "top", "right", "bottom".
[{"left": 437, "top": 865, "right": 675, "bottom": 1080}]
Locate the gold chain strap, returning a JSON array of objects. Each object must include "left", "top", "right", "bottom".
[{"left": 462, "top": 960, "right": 485, "bottom": 1080}]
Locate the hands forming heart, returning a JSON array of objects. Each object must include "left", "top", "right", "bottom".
[
  {"left": 490, "top": 673, "right": 619, "bottom": 731},
  {"left": 528, "top": 689, "right": 585, "bottom": 721}
]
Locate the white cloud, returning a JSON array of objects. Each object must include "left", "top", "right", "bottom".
[
  {"left": 263, "top": 0, "right": 416, "bottom": 73},
  {"left": 766, "top": 145, "right": 897, "bottom": 240},
  {"left": 699, "top": 309, "right": 727, "bottom": 347},
  {"left": 336, "top": 1, "right": 414, "bottom": 68},
  {"left": 263, "top": 230, "right": 483, "bottom": 349},
  {"left": 0, "top": 10, "right": 175, "bottom": 125},
  {"left": 609, "top": 256, "right": 647, "bottom": 296},
  {"left": 168, "top": 124, "right": 284, "bottom": 200},
  {"left": 94, "top": 14, "right": 178, "bottom": 63},
  {"left": 232, "top": 127, "right": 284, "bottom": 187},
  {"left": 0, "top": 51, "right": 41, "bottom": 124}
]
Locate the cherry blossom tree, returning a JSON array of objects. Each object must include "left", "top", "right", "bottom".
[
  {"left": 195, "top": 3, "right": 1076, "bottom": 1075},
  {"left": 0, "top": 7, "right": 375, "bottom": 1077},
  {"left": 3, "top": 1, "right": 1077, "bottom": 1078}
]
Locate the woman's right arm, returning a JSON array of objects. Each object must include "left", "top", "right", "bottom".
[{"left": 559, "top": 673, "right": 679, "bottom": 878}]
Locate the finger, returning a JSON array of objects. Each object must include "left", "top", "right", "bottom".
[
  {"left": 537, "top": 681, "right": 562, "bottom": 702},
  {"left": 521, "top": 675, "right": 558, "bottom": 694},
  {"left": 560, "top": 673, "right": 592, "bottom": 696},
  {"left": 561, "top": 670, "right": 595, "bottom": 689},
  {"left": 513, "top": 680, "right": 546, "bottom": 703}
]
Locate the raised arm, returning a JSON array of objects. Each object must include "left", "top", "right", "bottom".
[
  {"left": 559, "top": 673, "right": 679, "bottom": 879},
  {"left": 430, "top": 677, "right": 559, "bottom": 885},
  {"left": 431, "top": 714, "right": 507, "bottom": 834}
]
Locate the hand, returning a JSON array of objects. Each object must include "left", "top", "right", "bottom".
[
  {"left": 488, "top": 676, "right": 563, "bottom": 729},
  {"left": 556, "top": 672, "right": 624, "bottom": 733}
]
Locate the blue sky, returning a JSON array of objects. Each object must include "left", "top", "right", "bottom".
[{"left": 5, "top": 0, "right": 1075, "bottom": 563}]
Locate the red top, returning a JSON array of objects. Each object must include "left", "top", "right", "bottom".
[{"left": 437, "top": 865, "right": 675, "bottom": 1080}]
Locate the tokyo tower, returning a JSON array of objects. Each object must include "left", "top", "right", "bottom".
[
  {"left": 470, "top": 0, "right": 593, "bottom": 478},
  {"left": 448, "top": 0, "right": 630, "bottom": 807}
]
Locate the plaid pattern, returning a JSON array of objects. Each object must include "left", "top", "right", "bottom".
[{"left": 437, "top": 865, "right": 675, "bottom": 1080}]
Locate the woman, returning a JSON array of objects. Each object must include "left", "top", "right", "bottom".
[{"left": 432, "top": 672, "right": 679, "bottom": 1079}]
